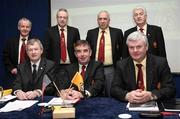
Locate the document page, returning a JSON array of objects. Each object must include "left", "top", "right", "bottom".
[
  {"left": 0, "top": 100, "right": 38, "bottom": 112},
  {"left": 47, "top": 97, "right": 79, "bottom": 107},
  {"left": 0, "top": 95, "right": 16, "bottom": 102}
]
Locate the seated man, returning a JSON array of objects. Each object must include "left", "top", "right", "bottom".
[
  {"left": 57, "top": 40, "right": 105, "bottom": 100},
  {"left": 111, "top": 31, "right": 175, "bottom": 103},
  {"left": 13, "top": 38, "right": 56, "bottom": 100}
]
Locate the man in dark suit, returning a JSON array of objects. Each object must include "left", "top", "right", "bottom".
[
  {"left": 44, "top": 8, "right": 80, "bottom": 67},
  {"left": 123, "top": 6, "right": 166, "bottom": 58},
  {"left": 111, "top": 31, "right": 175, "bottom": 103},
  {"left": 57, "top": 40, "right": 104, "bottom": 100},
  {"left": 86, "top": 10, "right": 123, "bottom": 96},
  {"left": 13, "top": 38, "right": 56, "bottom": 100},
  {"left": 3, "top": 17, "right": 32, "bottom": 88}
]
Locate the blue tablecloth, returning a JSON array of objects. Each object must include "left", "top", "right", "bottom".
[{"left": 0, "top": 97, "right": 179, "bottom": 119}]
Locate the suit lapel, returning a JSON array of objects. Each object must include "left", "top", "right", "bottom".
[
  {"left": 146, "top": 24, "right": 153, "bottom": 41},
  {"left": 92, "top": 28, "right": 99, "bottom": 56},
  {"left": 146, "top": 55, "right": 154, "bottom": 90},
  {"left": 109, "top": 27, "right": 115, "bottom": 56},
  {"left": 55, "top": 25, "right": 61, "bottom": 45},
  {"left": 84, "top": 61, "right": 93, "bottom": 82},
  {"left": 23, "top": 61, "right": 33, "bottom": 90},
  {"left": 128, "top": 59, "right": 137, "bottom": 89},
  {"left": 15, "top": 38, "right": 20, "bottom": 64},
  {"left": 67, "top": 26, "right": 72, "bottom": 55},
  {"left": 33, "top": 58, "right": 46, "bottom": 85}
]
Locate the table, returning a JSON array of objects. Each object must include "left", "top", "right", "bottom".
[{"left": 0, "top": 97, "right": 179, "bottom": 119}]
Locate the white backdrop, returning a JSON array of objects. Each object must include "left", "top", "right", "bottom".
[{"left": 51, "top": 0, "right": 180, "bottom": 72}]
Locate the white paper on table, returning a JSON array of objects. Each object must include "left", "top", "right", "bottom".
[
  {"left": 46, "top": 97, "right": 79, "bottom": 106},
  {"left": 0, "top": 100, "right": 38, "bottom": 112},
  {"left": 126, "top": 101, "right": 159, "bottom": 111},
  {"left": 0, "top": 95, "right": 16, "bottom": 102}
]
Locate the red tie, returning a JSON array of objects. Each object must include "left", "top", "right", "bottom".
[
  {"left": 136, "top": 64, "right": 144, "bottom": 90},
  {"left": 20, "top": 38, "right": 26, "bottom": 63},
  {"left": 139, "top": 28, "right": 144, "bottom": 33},
  {"left": 60, "top": 29, "right": 67, "bottom": 62},
  {"left": 98, "top": 31, "right": 105, "bottom": 63},
  {"left": 81, "top": 65, "right": 86, "bottom": 79}
]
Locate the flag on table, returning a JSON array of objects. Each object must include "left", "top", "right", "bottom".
[
  {"left": 42, "top": 74, "right": 52, "bottom": 93},
  {"left": 71, "top": 72, "right": 84, "bottom": 92}
]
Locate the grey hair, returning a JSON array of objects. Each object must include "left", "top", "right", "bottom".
[
  {"left": 18, "top": 17, "right": 32, "bottom": 28},
  {"left": 97, "top": 10, "right": 110, "bottom": 19},
  {"left": 133, "top": 6, "right": 147, "bottom": 15},
  {"left": 26, "top": 38, "right": 43, "bottom": 51},
  {"left": 56, "top": 8, "right": 69, "bottom": 18},
  {"left": 126, "top": 31, "right": 149, "bottom": 47}
]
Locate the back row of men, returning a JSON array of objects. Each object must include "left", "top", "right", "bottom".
[{"left": 3, "top": 7, "right": 174, "bottom": 103}]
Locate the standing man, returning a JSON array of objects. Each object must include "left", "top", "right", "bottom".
[
  {"left": 123, "top": 6, "right": 166, "bottom": 58},
  {"left": 13, "top": 38, "right": 56, "bottom": 100},
  {"left": 111, "top": 31, "right": 175, "bottom": 103},
  {"left": 86, "top": 10, "right": 123, "bottom": 96},
  {"left": 57, "top": 40, "right": 104, "bottom": 100},
  {"left": 44, "top": 8, "right": 80, "bottom": 68},
  {"left": 3, "top": 17, "right": 32, "bottom": 88}
]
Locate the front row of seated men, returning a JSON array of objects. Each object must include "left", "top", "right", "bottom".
[{"left": 12, "top": 31, "right": 176, "bottom": 103}]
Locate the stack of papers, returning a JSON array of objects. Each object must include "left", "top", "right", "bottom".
[
  {"left": 0, "top": 100, "right": 38, "bottom": 112},
  {"left": 127, "top": 101, "right": 159, "bottom": 111},
  {"left": 45, "top": 97, "right": 79, "bottom": 107}
]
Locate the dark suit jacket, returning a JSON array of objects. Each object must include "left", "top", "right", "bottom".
[
  {"left": 3, "top": 37, "right": 30, "bottom": 73},
  {"left": 57, "top": 60, "right": 105, "bottom": 97},
  {"left": 44, "top": 25, "right": 80, "bottom": 64},
  {"left": 123, "top": 24, "right": 166, "bottom": 58},
  {"left": 86, "top": 27, "right": 123, "bottom": 67},
  {"left": 111, "top": 54, "right": 175, "bottom": 101},
  {"left": 13, "top": 58, "right": 56, "bottom": 95}
]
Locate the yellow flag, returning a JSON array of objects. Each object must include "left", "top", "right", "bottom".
[
  {"left": 3, "top": 89, "right": 12, "bottom": 96},
  {"left": 71, "top": 72, "right": 84, "bottom": 91}
]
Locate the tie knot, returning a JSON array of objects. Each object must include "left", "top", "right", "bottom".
[
  {"left": 139, "top": 28, "right": 144, "bottom": 33},
  {"left": 136, "top": 64, "right": 142, "bottom": 68},
  {"left": 82, "top": 65, "right": 86, "bottom": 70},
  {"left": 22, "top": 38, "right": 26, "bottom": 42},
  {"left": 60, "top": 29, "right": 64, "bottom": 31},
  {"left": 32, "top": 64, "right": 36, "bottom": 69},
  {"left": 102, "top": 30, "right": 105, "bottom": 34}
]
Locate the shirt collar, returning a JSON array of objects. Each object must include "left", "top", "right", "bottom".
[
  {"left": 137, "top": 24, "right": 147, "bottom": 32},
  {"left": 20, "top": 35, "right": 28, "bottom": 41},
  {"left": 133, "top": 56, "right": 147, "bottom": 67},
  {"left": 79, "top": 63, "right": 88, "bottom": 69},
  {"left": 99, "top": 27, "right": 109, "bottom": 34},
  {"left": 31, "top": 58, "right": 41, "bottom": 70},
  {"left": 58, "top": 25, "right": 67, "bottom": 32}
]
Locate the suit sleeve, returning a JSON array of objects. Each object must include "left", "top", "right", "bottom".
[
  {"left": 116, "top": 29, "right": 124, "bottom": 61},
  {"left": 44, "top": 63, "right": 57, "bottom": 95},
  {"left": 122, "top": 31, "right": 129, "bottom": 59},
  {"left": 3, "top": 40, "right": 16, "bottom": 72},
  {"left": 56, "top": 68, "right": 72, "bottom": 90},
  {"left": 151, "top": 58, "right": 176, "bottom": 99},
  {"left": 12, "top": 66, "right": 23, "bottom": 92},
  {"left": 87, "top": 63, "right": 105, "bottom": 97},
  {"left": 111, "top": 61, "right": 129, "bottom": 101}
]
